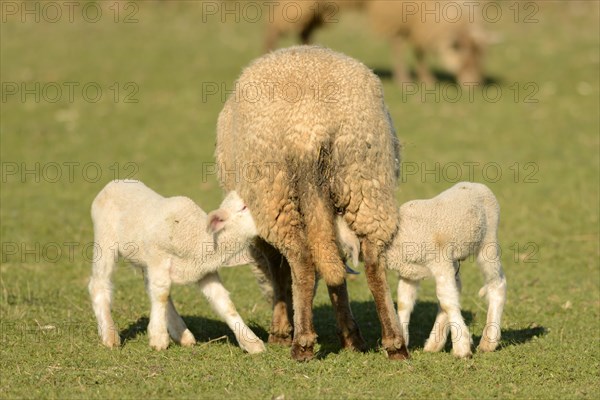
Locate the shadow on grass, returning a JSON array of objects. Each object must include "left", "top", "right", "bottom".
[
  {"left": 313, "top": 300, "right": 468, "bottom": 357},
  {"left": 314, "top": 300, "right": 543, "bottom": 358},
  {"left": 480, "top": 325, "right": 548, "bottom": 350},
  {"left": 119, "top": 302, "right": 545, "bottom": 356},
  {"left": 371, "top": 66, "right": 502, "bottom": 86},
  {"left": 119, "top": 316, "right": 269, "bottom": 347}
]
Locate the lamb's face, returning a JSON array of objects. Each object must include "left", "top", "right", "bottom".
[{"left": 207, "top": 191, "right": 258, "bottom": 239}]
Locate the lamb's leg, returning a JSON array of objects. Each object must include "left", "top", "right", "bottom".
[
  {"left": 424, "top": 262, "right": 461, "bottom": 352},
  {"left": 427, "top": 263, "right": 472, "bottom": 358},
  {"left": 397, "top": 277, "right": 419, "bottom": 348},
  {"left": 252, "top": 240, "right": 294, "bottom": 345},
  {"left": 248, "top": 263, "right": 274, "bottom": 302},
  {"left": 88, "top": 240, "right": 121, "bottom": 348},
  {"left": 327, "top": 281, "right": 367, "bottom": 352},
  {"left": 390, "top": 35, "right": 412, "bottom": 86},
  {"left": 363, "top": 240, "right": 409, "bottom": 360},
  {"left": 299, "top": 17, "right": 321, "bottom": 45},
  {"left": 415, "top": 46, "right": 435, "bottom": 85},
  {"left": 424, "top": 304, "right": 450, "bottom": 353},
  {"left": 166, "top": 296, "right": 196, "bottom": 347},
  {"left": 264, "top": 25, "right": 281, "bottom": 52},
  {"left": 477, "top": 243, "right": 507, "bottom": 352},
  {"left": 197, "top": 272, "right": 266, "bottom": 354},
  {"left": 144, "top": 264, "right": 171, "bottom": 350}
]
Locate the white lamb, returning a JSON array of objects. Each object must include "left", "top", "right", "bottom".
[
  {"left": 390, "top": 182, "right": 506, "bottom": 358},
  {"left": 88, "top": 180, "right": 266, "bottom": 354},
  {"left": 341, "top": 182, "right": 507, "bottom": 358}
]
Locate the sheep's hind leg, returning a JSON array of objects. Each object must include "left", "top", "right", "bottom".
[
  {"left": 427, "top": 263, "right": 472, "bottom": 358},
  {"left": 166, "top": 296, "right": 196, "bottom": 347},
  {"left": 397, "top": 277, "right": 419, "bottom": 348},
  {"left": 363, "top": 240, "right": 409, "bottom": 360},
  {"left": 477, "top": 244, "right": 507, "bottom": 353},
  {"left": 423, "top": 305, "right": 450, "bottom": 353},
  {"left": 284, "top": 242, "right": 318, "bottom": 361},
  {"left": 424, "top": 262, "right": 462, "bottom": 353},
  {"left": 327, "top": 281, "right": 367, "bottom": 352},
  {"left": 88, "top": 240, "right": 121, "bottom": 348},
  {"left": 197, "top": 272, "right": 266, "bottom": 354}
]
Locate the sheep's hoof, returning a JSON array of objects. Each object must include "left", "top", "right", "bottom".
[
  {"left": 453, "top": 350, "right": 473, "bottom": 359},
  {"left": 102, "top": 337, "right": 121, "bottom": 349},
  {"left": 149, "top": 335, "right": 170, "bottom": 351},
  {"left": 423, "top": 339, "right": 445, "bottom": 353},
  {"left": 452, "top": 344, "right": 473, "bottom": 359},
  {"left": 477, "top": 339, "right": 499, "bottom": 353},
  {"left": 386, "top": 345, "right": 410, "bottom": 360},
  {"left": 242, "top": 339, "right": 267, "bottom": 354},
  {"left": 291, "top": 343, "right": 314, "bottom": 362},
  {"left": 338, "top": 329, "right": 367, "bottom": 352},
  {"left": 102, "top": 330, "right": 121, "bottom": 348},
  {"left": 179, "top": 330, "right": 197, "bottom": 347},
  {"left": 150, "top": 343, "right": 169, "bottom": 351},
  {"left": 268, "top": 333, "right": 293, "bottom": 346}
]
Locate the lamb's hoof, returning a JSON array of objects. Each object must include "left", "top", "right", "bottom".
[
  {"left": 268, "top": 333, "right": 293, "bottom": 346},
  {"left": 423, "top": 339, "right": 445, "bottom": 353},
  {"left": 102, "top": 336, "right": 121, "bottom": 349},
  {"left": 149, "top": 335, "right": 170, "bottom": 351},
  {"left": 242, "top": 339, "right": 267, "bottom": 354},
  {"left": 102, "top": 330, "right": 121, "bottom": 348},
  {"left": 291, "top": 343, "right": 314, "bottom": 362},
  {"left": 453, "top": 350, "right": 473, "bottom": 359},
  {"left": 179, "top": 330, "right": 197, "bottom": 347},
  {"left": 452, "top": 343, "right": 473, "bottom": 359},
  {"left": 338, "top": 329, "right": 367, "bottom": 352},
  {"left": 477, "top": 339, "right": 499, "bottom": 353},
  {"left": 386, "top": 345, "right": 410, "bottom": 360}
]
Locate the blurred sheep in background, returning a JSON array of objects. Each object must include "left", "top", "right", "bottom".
[{"left": 265, "top": 0, "right": 491, "bottom": 86}]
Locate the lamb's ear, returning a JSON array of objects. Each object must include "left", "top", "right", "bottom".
[{"left": 207, "top": 210, "right": 228, "bottom": 234}]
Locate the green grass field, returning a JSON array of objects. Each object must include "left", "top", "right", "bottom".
[{"left": 1, "top": 1, "right": 599, "bottom": 398}]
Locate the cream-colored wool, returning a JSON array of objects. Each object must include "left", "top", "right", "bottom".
[
  {"left": 264, "top": 0, "right": 364, "bottom": 51},
  {"left": 88, "top": 180, "right": 265, "bottom": 354},
  {"left": 215, "top": 45, "right": 405, "bottom": 360},
  {"left": 265, "top": 0, "right": 486, "bottom": 85},
  {"left": 216, "top": 45, "right": 400, "bottom": 285},
  {"left": 368, "top": 0, "right": 486, "bottom": 85}
]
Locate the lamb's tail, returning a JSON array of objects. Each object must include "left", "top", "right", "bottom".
[{"left": 474, "top": 182, "right": 500, "bottom": 236}]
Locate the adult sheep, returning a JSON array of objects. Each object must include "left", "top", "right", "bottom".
[
  {"left": 265, "top": 0, "right": 487, "bottom": 86},
  {"left": 215, "top": 45, "right": 407, "bottom": 361}
]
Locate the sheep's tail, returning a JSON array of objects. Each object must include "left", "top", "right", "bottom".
[
  {"left": 290, "top": 132, "right": 346, "bottom": 287},
  {"left": 298, "top": 180, "right": 347, "bottom": 287}
]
